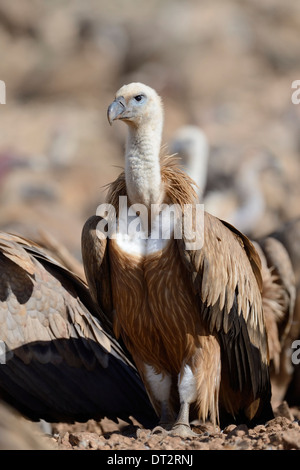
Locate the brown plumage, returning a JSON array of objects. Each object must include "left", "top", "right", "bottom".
[
  {"left": 268, "top": 217, "right": 300, "bottom": 343},
  {"left": 253, "top": 237, "right": 296, "bottom": 406},
  {"left": 82, "top": 83, "right": 273, "bottom": 434},
  {"left": 0, "top": 231, "right": 157, "bottom": 427},
  {"left": 259, "top": 217, "right": 300, "bottom": 406}
]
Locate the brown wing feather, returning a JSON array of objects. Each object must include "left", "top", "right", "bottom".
[
  {"left": 265, "top": 217, "right": 300, "bottom": 407},
  {"left": 220, "top": 219, "right": 263, "bottom": 293},
  {"left": 0, "top": 231, "right": 157, "bottom": 426},
  {"left": 0, "top": 232, "right": 113, "bottom": 359},
  {"left": 252, "top": 240, "right": 282, "bottom": 371},
  {"left": 81, "top": 215, "right": 114, "bottom": 329},
  {"left": 179, "top": 213, "right": 266, "bottom": 345},
  {"left": 255, "top": 236, "right": 296, "bottom": 404},
  {"left": 178, "top": 211, "right": 272, "bottom": 422},
  {"left": 258, "top": 237, "right": 296, "bottom": 343}
]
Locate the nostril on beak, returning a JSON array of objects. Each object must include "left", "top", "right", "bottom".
[{"left": 117, "top": 96, "right": 126, "bottom": 108}]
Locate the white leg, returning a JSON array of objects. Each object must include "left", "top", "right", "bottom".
[
  {"left": 144, "top": 364, "right": 175, "bottom": 426},
  {"left": 172, "top": 364, "right": 198, "bottom": 437}
]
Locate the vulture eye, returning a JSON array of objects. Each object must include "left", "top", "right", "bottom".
[{"left": 134, "top": 95, "right": 144, "bottom": 102}]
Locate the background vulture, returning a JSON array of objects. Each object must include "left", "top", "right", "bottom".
[
  {"left": 261, "top": 217, "right": 300, "bottom": 407},
  {"left": 252, "top": 236, "right": 296, "bottom": 406},
  {"left": 0, "top": 231, "right": 157, "bottom": 428},
  {"left": 82, "top": 83, "right": 274, "bottom": 436},
  {"left": 169, "top": 125, "right": 209, "bottom": 200},
  {"left": 170, "top": 126, "right": 281, "bottom": 238}
]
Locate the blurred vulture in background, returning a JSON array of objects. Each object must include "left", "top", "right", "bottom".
[
  {"left": 169, "top": 125, "right": 209, "bottom": 200},
  {"left": 252, "top": 236, "right": 296, "bottom": 406},
  {"left": 260, "top": 216, "right": 300, "bottom": 407},
  {"left": 170, "top": 126, "right": 280, "bottom": 236},
  {"left": 0, "top": 231, "right": 157, "bottom": 428}
]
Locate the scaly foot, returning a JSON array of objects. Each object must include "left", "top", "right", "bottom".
[{"left": 169, "top": 424, "right": 198, "bottom": 438}]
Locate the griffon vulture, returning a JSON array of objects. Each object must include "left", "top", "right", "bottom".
[
  {"left": 170, "top": 127, "right": 279, "bottom": 236},
  {"left": 0, "top": 231, "right": 157, "bottom": 428},
  {"left": 169, "top": 125, "right": 209, "bottom": 200},
  {"left": 252, "top": 237, "right": 296, "bottom": 406},
  {"left": 261, "top": 217, "right": 300, "bottom": 406},
  {"left": 81, "top": 83, "right": 274, "bottom": 435}
]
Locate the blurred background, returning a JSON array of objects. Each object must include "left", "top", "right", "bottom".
[{"left": 0, "top": 0, "right": 299, "bottom": 261}]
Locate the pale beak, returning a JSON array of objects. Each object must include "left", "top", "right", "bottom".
[{"left": 107, "top": 96, "right": 126, "bottom": 125}]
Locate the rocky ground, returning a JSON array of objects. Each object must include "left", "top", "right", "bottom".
[{"left": 40, "top": 402, "right": 300, "bottom": 451}]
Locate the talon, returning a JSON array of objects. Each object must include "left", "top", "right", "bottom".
[{"left": 170, "top": 424, "right": 198, "bottom": 438}]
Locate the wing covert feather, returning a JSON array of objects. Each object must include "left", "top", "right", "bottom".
[
  {"left": 178, "top": 212, "right": 270, "bottom": 401},
  {"left": 81, "top": 215, "right": 113, "bottom": 326},
  {"left": 0, "top": 231, "right": 157, "bottom": 427}
]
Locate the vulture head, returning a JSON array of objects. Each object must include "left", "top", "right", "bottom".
[
  {"left": 107, "top": 82, "right": 163, "bottom": 129},
  {"left": 107, "top": 83, "right": 164, "bottom": 208}
]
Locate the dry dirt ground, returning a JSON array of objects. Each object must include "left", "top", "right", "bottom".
[{"left": 41, "top": 402, "right": 300, "bottom": 451}]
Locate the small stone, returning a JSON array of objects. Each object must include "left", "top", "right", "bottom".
[
  {"left": 68, "top": 432, "right": 99, "bottom": 448},
  {"left": 59, "top": 432, "right": 72, "bottom": 448},
  {"left": 253, "top": 424, "right": 266, "bottom": 434},
  {"left": 226, "top": 424, "right": 249, "bottom": 438},
  {"left": 266, "top": 416, "right": 291, "bottom": 431},
  {"left": 223, "top": 424, "right": 236, "bottom": 434}
]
